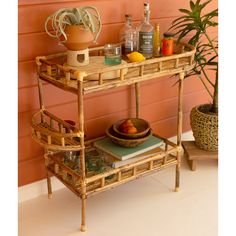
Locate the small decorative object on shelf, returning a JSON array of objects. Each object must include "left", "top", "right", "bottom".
[
  {"left": 161, "top": 32, "right": 174, "bottom": 56},
  {"left": 94, "top": 135, "right": 163, "bottom": 161},
  {"left": 137, "top": 2, "right": 154, "bottom": 58},
  {"left": 44, "top": 6, "right": 102, "bottom": 67},
  {"left": 85, "top": 149, "right": 108, "bottom": 174},
  {"left": 64, "top": 151, "right": 80, "bottom": 170},
  {"left": 113, "top": 118, "right": 150, "bottom": 139},
  {"left": 127, "top": 51, "right": 146, "bottom": 62},
  {"left": 119, "top": 14, "right": 137, "bottom": 55},
  {"left": 106, "top": 125, "right": 152, "bottom": 148}
]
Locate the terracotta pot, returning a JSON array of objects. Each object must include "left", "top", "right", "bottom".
[
  {"left": 64, "top": 25, "right": 94, "bottom": 51},
  {"left": 190, "top": 104, "right": 218, "bottom": 151}
]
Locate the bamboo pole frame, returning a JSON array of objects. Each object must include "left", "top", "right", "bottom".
[
  {"left": 44, "top": 149, "right": 52, "bottom": 199},
  {"left": 175, "top": 71, "right": 184, "bottom": 192},
  {"left": 77, "top": 77, "right": 87, "bottom": 232}
]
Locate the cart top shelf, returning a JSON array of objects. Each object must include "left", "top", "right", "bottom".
[{"left": 36, "top": 42, "right": 195, "bottom": 95}]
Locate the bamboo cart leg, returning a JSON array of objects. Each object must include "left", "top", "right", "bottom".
[
  {"left": 175, "top": 72, "right": 184, "bottom": 192},
  {"left": 38, "top": 61, "right": 52, "bottom": 198},
  {"left": 46, "top": 171, "right": 52, "bottom": 199},
  {"left": 80, "top": 185, "right": 87, "bottom": 232},
  {"left": 77, "top": 79, "right": 87, "bottom": 232},
  {"left": 44, "top": 150, "right": 52, "bottom": 199}
]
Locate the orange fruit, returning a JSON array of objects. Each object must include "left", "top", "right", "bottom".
[{"left": 126, "top": 126, "right": 137, "bottom": 134}]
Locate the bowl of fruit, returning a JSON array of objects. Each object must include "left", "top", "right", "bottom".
[
  {"left": 112, "top": 118, "right": 150, "bottom": 139},
  {"left": 106, "top": 125, "right": 152, "bottom": 148}
]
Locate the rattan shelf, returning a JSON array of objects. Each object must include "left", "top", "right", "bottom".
[
  {"left": 45, "top": 133, "right": 180, "bottom": 198},
  {"left": 33, "top": 42, "right": 195, "bottom": 232},
  {"left": 31, "top": 109, "right": 82, "bottom": 151},
  {"left": 36, "top": 42, "right": 195, "bottom": 95}
]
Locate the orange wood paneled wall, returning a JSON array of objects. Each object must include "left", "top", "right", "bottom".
[{"left": 18, "top": 0, "right": 217, "bottom": 186}]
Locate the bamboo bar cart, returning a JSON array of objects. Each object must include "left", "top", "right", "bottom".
[{"left": 32, "top": 42, "right": 195, "bottom": 232}]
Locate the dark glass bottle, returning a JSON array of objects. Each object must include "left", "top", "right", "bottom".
[{"left": 119, "top": 14, "right": 137, "bottom": 55}]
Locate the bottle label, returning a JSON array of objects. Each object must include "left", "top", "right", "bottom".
[
  {"left": 162, "top": 38, "right": 174, "bottom": 56},
  {"left": 138, "top": 32, "right": 154, "bottom": 55},
  {"left": 124, "top": 34, "right": 137, "bottom": 53}
]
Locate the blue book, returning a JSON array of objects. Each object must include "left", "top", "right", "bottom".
[{"left": 94, "top": 135, "right": 163, "bottom": 161}]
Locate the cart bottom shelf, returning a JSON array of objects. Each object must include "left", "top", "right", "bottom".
[{"left": 45, "top": 140, "right": 180, "bottom": 197}]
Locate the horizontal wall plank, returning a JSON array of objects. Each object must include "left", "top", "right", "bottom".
[
  {"left": 19, "top": 68, "right": 210, "bottom": 114},
  {"left": 151, "top": 110, "right": 191, "bottom": 138},
  {"left": 18, "top": 83, "right": 76, "bottom": 113},
  {"left": 18, "top": 75, "right": 208, "bottom": 137},
  {"left": 18, "top": 60, "right": 37, "bottom": 88},
  {"left": 83, "top": 90, "right": 209, "bottom": 139},
  {"left": 18, "top": 32, "right": 64, "bottom": 62},
  {"left": 18, "top": 156, "right": 46, "bottom": 186},
  {"left": 141, "top": 90, "right": 209, "bottom": 124},
  {"left": 18, "top": 26, "right": 217, "bottom": 64},
  {"left": 18, "top": 17, "right": 176, "bottom": 62},
  {"left": 18, "top": 136, "right": 44, "bottom": 162},
  {"left": 18, "top": 0, "right": 89, "bottom": 6},
  {"left": 18, "top": 88, "right": 208, "bottom": 148},
  {"left": 18, "top": 0, "right": 192, "bottom": 34},
  {"left": 18, "top": 76, "right": 210, "bottom": 139}
]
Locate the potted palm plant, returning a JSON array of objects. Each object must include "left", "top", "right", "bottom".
[
  {"left": 45, "top": 6, "right": 102, "bottom": 51},
  {"left": 170, "top": 0, "right": 218, "bottom": 151}
]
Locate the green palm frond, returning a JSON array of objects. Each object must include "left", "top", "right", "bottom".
[{"left": 170, "top": 0, "right": 218, "bottom": 112}]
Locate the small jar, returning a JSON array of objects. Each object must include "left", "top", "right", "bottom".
[
  {"left": 161, "top": 32, "right": 174, "bottom": 56},
  {"left": 104, "top": 43, "right": 122, "bottom": 65}
]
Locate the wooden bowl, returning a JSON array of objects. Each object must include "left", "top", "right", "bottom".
[
  {"left": 106, "top": 125, "right": 152, "bottom": 148},
  {"left": 112, "top": 118, "right": 150, "bottom": 139}
]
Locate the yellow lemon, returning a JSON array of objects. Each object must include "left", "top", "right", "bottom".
[{"left": 127, "top": 52, "right": 146, "bottom": 62}]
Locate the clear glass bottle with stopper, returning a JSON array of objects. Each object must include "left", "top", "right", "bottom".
[
  {"left": 119, "top": 14, "right": 137, "bottom": 55},
  {"left": 137, "top": 2, "right": 154, "bottom": 59}
]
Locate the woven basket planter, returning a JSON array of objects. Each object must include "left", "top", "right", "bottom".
[{"left": 190, "top": 104, "right": 218, "bottom": 151}]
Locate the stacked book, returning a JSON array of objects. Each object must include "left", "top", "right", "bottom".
[{"left": 94, "top": 135, "right": 164, "bottom": 168}]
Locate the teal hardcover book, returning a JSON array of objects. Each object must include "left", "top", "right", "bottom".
[{"left": 94, "top": 135, "right": 163, "bottom": 161}]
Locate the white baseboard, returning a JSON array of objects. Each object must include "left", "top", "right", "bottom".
[
  {"left": 18, "top": 131, "right": 194, "bottom": 203},
  {"left": 18, "top": 176, "right": 65, "bottom": 203},
  {"left": 168, "top": 130, "right": 194, "bottom": 143}
]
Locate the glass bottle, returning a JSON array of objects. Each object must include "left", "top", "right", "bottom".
[
  {"left": 137, "top": 2, "right": 154, "bottom": 59},
  {"left": 119, "top": 14, "right": 137, "bottom": 55},
  {"left": 153, "top": 23, "right": 161, "bottom": 57}
]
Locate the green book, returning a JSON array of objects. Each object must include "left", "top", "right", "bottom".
[{"left": 94, "top": 135, "right": 163, "bottom": 161}]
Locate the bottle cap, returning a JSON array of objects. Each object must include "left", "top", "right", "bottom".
[
  {"left": 125, "top": 14, "right": 132, "bottom": 19},
  {"left": 163, "top": 32, "right": 174, "bottom": 38}
]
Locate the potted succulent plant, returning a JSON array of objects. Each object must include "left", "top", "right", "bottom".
[
  {"left": 170, "top": 0, "right": 218, "bottom": 151},
  {"left": 45, "top": 6, "right": 102, "bottom": 51}
]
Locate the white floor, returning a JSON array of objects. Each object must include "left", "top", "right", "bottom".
[{"left": 18, "top": 156, "right": 218, "bottom": 236}]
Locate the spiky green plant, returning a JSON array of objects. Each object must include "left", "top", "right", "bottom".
[
  {"left": 170, "top": 0, "right": 218, "bottom": 113},
  {"left": 45, "top": 6, "right": 102, "bottom": 44}
]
